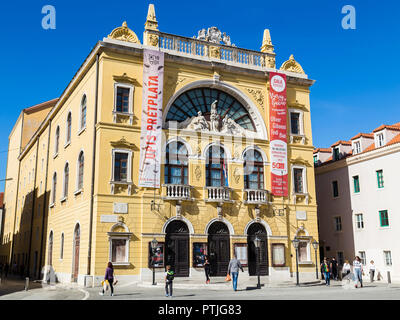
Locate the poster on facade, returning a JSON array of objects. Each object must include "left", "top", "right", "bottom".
[
  {"left": 193, "top": 243, "right": 208, "bottom": 267},
  {"left": 269, "top": 72, "right": 288, "bottom": 196},
  {"left": 148, "top": 242, "right": 164, "bottom": 268},
  {"left": 139, "top": 49, "right": 165, "bottom": 188}
]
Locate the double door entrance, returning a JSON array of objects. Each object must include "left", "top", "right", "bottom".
[
  {"left": 165, "top": 221, "right": 189, "bottom": 277},
  {"left": 247, "top": 223, "right": 269, "bottom": 276},
  {"left": 208, "top": 222, "right": 230, "bottom": 277}
]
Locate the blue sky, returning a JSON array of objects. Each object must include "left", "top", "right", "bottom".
[{"left": 1, "top": 0, "right": 400, "bottom": 192}]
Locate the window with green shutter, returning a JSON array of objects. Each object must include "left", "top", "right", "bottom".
[
  {"left": 353, "top": 176, "right": 360, "bottom": 193},
  {"left": 376, "top": 170, "right": 384, "bottom": 188},
  {"left": 379, "top": 210, "right": 389, "bottom": 227}
]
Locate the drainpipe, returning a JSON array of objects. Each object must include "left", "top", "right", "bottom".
[
  {"left": 38, "top": 119, "right": 52, "bottom": 279},
  {"left": 87, "top": 53, "right": 100, "bottom": 281},
  {"left": 26, "top": 136, "right": 40, "bottom": 277}
]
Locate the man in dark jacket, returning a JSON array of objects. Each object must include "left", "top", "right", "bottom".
[{"left": 330, "top": 257, "right": 338, "bottom": 280}]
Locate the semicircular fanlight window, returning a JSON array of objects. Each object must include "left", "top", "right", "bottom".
[{"left": 166, "top": 88, "right": 255, "bottom": 131}]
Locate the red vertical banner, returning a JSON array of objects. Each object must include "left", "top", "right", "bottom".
[{"left": 269, "top": 72, "right": 288, "bottom": 196}]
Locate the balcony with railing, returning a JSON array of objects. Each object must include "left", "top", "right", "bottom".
[
  {"left": 205, "top": 186, "right": 233, "bottom": 203},
  {"left": 243, "top": 189, "right": 271, "bottom": 205},
  {"left": 154, "top": 31, "right": 275, "bottom": 70},
  {"left": 162, "top": 184, "right": 193, "bottom": 201}
]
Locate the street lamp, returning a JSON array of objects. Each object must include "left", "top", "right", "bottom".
[
  {"left": 254, "top": 236, "right": 261, "bottom": 289},
  {"left": 150, "top": 238, "right": 158, "bottom": 285},
  {"left": 291, "top": 237, "right": 300, "bottom": 286},
  {"left": 312, "top": 240, "right": 319, "bottom": 279}
]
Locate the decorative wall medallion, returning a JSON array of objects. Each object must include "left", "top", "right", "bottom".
[
  {"left": 195, "top": 165, "right": 202, "bottom": 181},
  {"left": 233, "top": 167, "right": 241, "bottom": 184}
]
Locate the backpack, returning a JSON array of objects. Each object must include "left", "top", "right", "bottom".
[{"left": 166, "top": 270, "right": 174, "bottom": 281}]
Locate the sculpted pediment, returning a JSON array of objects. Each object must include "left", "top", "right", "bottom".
[{"left": 110, "top": 137, "right": 137, "bottom": 150}]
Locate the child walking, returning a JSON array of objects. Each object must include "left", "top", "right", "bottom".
[{"left": 165, "top": 265, "right": 174, "bottom": 297}]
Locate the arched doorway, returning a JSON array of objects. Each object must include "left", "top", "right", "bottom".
[
  {"left": 72, "top": 224, "right": 80, "bottom": 282},
  {"left": 165, "top": 220, "right": 189, "bottom": 277},
  {"left": 208, "top": 221, "right": 230, "bottom": 276},
  {"left": 48, "top": 231, "right": 53, "bottom": 266},
  {"left": 247, "top": 223, "right": 269, "bottom": 276}
]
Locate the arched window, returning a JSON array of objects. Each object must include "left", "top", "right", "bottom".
[
  {"left": 77, "top": 152, "right": 84, "bottom": 190},
  {"left": 63, "top": 163, "right": 69, "bottom": 198},
  {"left": 51, "top": 172, "right": 57, "bottom": 204},
  {"left": 166, "top": 88, "right": 256, "bottom": 131},
  {"left": 66, "top": 112, "right": 72, "bottom": 144},
  {"left": 80, "top": 95, "right": 87, "bottom": 130},
  {"left": 60, "top": 233, "right": 64, "bottom": 259},
  {"left": 206, "top": 146, "right": 227, "bottom": 187},
  {"left": 164, "top": 142, "right": 188, "bottom": 185},
  {"left": 244, "top": 149, "right": 264, "bottom": 190},
  {"left": 54, "top": 126, "right": 60, "bottom": 155}
]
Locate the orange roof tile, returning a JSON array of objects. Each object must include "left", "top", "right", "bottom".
[
  {"left": 331, "top": 140, "right": 351, "bottom": 147},
  {"left": 350, "top": 133, "right": 374, "bottom": 140},
  {"left": 313, "top": 148, "right": 331, "bottom": 154},
  {"left": 373, "top": 124, "right": 400, "bottom": 133}
]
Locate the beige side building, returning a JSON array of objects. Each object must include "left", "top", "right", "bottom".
[{"left": 1, "top": 5, "right": 319, "bottom": 286}]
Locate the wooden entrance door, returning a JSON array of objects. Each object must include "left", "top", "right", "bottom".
[
  {"left": 208, "top": 221, "right": 230, "bottom": 277},
  {"left": 165, "top": 221, "right": 189, "bottom": 277},
  {"left": 72, "top": 225, "right": 80, "bottom": 282},
  {"left": 247, "top": 223, "right": 269, "bottom": 276}
]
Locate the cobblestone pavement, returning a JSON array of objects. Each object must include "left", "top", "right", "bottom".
[{"left": 1, "top": 278, "right": 399, "bottom": 300}]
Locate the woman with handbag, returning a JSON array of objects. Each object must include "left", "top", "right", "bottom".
[{"left": 99, "top": 262, "right": 115, "bottom": 296}]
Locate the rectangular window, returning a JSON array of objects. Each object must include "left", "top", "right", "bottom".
[
  {"left": 355, "top": 214, "right": 364, "bottom": 229},
  {"left": 359, "top": 251, "right": 366, "bottom": 265},
  {"left": 193, "top": 243, "right": 208, "bottom": 267},
  {"left": 379, "top": 210, "right": 389, "bottom": 227},
  {"left": 298, "top": 241, "right": 308, "bottom": 262},
  {"left": 333, "top": 148, "right": 340, "bottom": 161},
  {"left": 114, "top": 152, "right": 128, "bottom": 182},
  {"left": 290, "top": 112, "right": 300, "bottom": 135},
  {"left": 293, "top": 168, "right": 304, "bottom": 193},
  {"left": 353, "top": 175, "right": 360, "bottom": 193},
  {"left": 377, "top": 133, "right": 384, "bottom": 147},
  {"left": 116, "top": 87, "right": 130, "bottom": 113},
  {"left": 376, "top": 170, "right": 384, "bottom": 188},
  {"left": 332, "top": 180, "right": 339, "bottom": 198},
  {"left": 272, "top": 243, "right": 286, "bottom": 267},
  {"left": 334, "top": 216, "right": 342, "bottom": 231},
  {"left": 353, "top": 141, "right": 361, "bottom": 154},
  {"left": 111, "top": 239, "right": 127, "bottom": 263},
  {"left": 384, "top": 251, "right": 392, "bottom": 266}
]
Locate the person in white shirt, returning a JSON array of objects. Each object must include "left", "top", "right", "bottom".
[
  {"left": 342, "top": 260, "right": 351, "bottom": 279},
  {"left": 369, "top": 260, "right": 376, "bottom": 282},
  {"left": 353, "top": 256, "right": 363, "bottom": 288}
]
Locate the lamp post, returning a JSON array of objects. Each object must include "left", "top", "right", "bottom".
[
  {"left": 312, "top": 240, "right": 319, "bottom": 279},
  {"left": 254, "top": 236, "right": 261, "bottom": 289},
  {"left": 151, "top": 238, "right": 158, "bottom": 285},
  {"left": 291, "top": 237, "right": 300, "bottom": 286}
]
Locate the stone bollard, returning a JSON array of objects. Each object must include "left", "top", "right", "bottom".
[
  {"left": 24, "top": 277, "right": 29, "bottom": 291},
  {"left": 387, "top": 271, "right": 391, "bottom": 284}
]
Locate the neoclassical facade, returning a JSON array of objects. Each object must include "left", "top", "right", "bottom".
[{"left": 0, "top": 5, "right": 318, "bottom": 286}]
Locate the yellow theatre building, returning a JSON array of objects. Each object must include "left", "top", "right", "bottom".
[{"left": 0, "top": 5, "right": 319, "bottom": 286}]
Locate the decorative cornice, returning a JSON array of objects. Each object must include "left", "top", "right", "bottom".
[
  {"left": 110, "top": 137, "right": 137, "bottom": 149},
  {"left": 108, "top": 21, "right": 141, "bottom": 44},
  {"left": 280, "top": 54, "right": 305, "bottom": 74},
  {"left": 290, "top": 157, "right": 312, "bottom": 167},
  {"left": 113, "top": 73, "right": 139, "bottom": 85}
]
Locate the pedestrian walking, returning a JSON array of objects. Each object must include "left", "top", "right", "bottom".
[
  {"left": 321, "top": 257, "right": 330, "bottom": 286},
  {"left": 99, "top": 262, "right": 115, "bottom": 296},
  {"left": 204, "top": 255, "right": 211, "bottom": 284},
  {"left": 165, "top": 265, "right": 174, "bottom": 297},
  {"left": 342, "top": 260, "right": 351, "bottom": 279},
  {"left": 353, "top": 256, "right": 363, "bottom": 288},
  {"left": 369, "top": 260, "right": 376, "bottom": 283},
  {"left": 330, "top": 257, "right": 338, "bottom": 280},
  {"left": 227, "top": 254, "right": 244, "bottom": 292}
]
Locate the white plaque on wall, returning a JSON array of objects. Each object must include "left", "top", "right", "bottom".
[
  {"left": 296, "top": 211, "right": 307, "bottom": 220},
  {"left": 113, "top": 202, "right": 128, "bottom": 214},
  {"left": 100, "top": 215, "right": 118, "bottom": 223}
]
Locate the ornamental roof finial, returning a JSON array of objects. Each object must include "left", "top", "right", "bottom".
[
  {"left": 145, "top": 3, "right": 158, "bottom": 31},
  {"left": 260, "top": 29, "right": 274, "bottom": 53}
]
